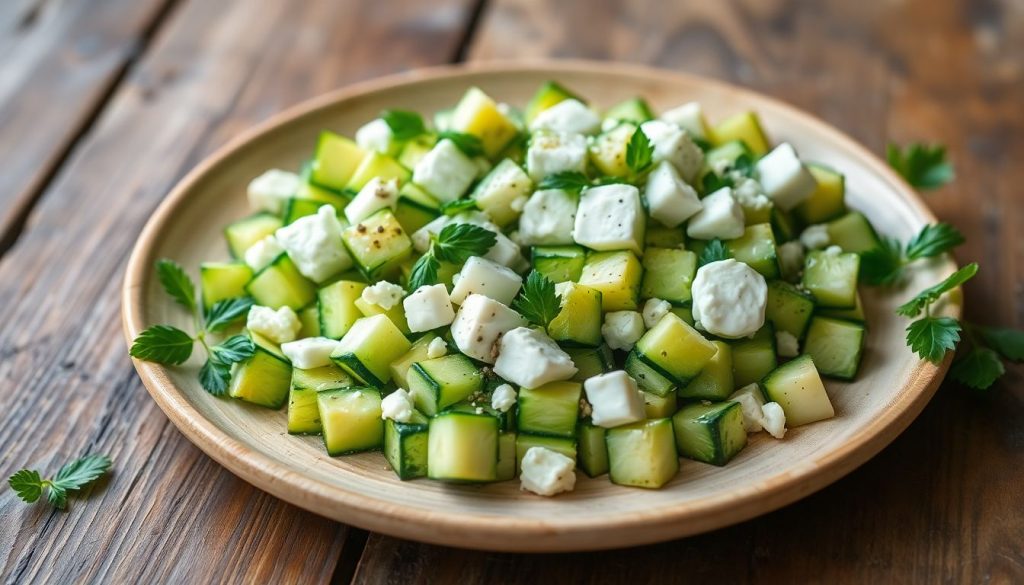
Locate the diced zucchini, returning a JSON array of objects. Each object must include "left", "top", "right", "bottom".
[
  {"left": 765, "top": 280, "right": 815, "bottom": 339},
  {"left": 794, "top": 164, "right": 846, "bottom": 225},
  {"left": 761, "top": 355, "right": 835, "bottom": 426},
  {"left": 606, "top": 419, "right": 679, "bottom": 489},
  {"left": 517, "top": 381, "right": 581, "bottom": 438},
  {"left": 496, "top": 432, "right": 518, "bottom": 481},
  {"left": 297, "top": 304, "right": 321, "bottom": 338},
  {"left": 679, "top": 341, "right": 734, "bottom": 401},
  {"left": 310, "top": 131, "right": 367, "bottom": 190},
  {"left": 803, "top": 249, "right": 860, "bottom": 309},
  {"left": 644, "top": 224, "right": 686, "bottom": 249},
  {"left": 771, "top": 206, "right": 800, "bottom": 244},
  {"left": 709, "top": 111, "right": 770, "bottom": 156},
  {"left": 578, "top": 250, "right": 643, "bottom": 311},
  {"left": 428, "top": 411, "right": 499, "bottom": 482},
  {"left": 389, "top": 333, "right": 439, "bottom": 390},
  {"left": 229, "top": 332, "right": 292, "bottom": 409},
  {"left": 287, "top": 364, "right": 353, "bottom": 434},
  {"left": 640, "top": 247, "right": 697, "bottom": 304},
  {"left": 826, "top": 211, "right": 881, "bottom": 253},
  {"left": 450, "top": 87, "right": 519, "bottom": 158},
  {"left": 603, "top": 97, "right": 654, "bottom": 124},
  {"left": 548, "top": 283, "right": 603, "bottom": 347},
  {"left": 730, "top": 325, "right": 778, "bottom": 387},
  {"left": 245, "top": 254, "right": 317, "bottom": 310},
  {"left": 384, "top": 410, "right": 430, "bottom": 480},
  {"left": 331, "top": 314, "right": 412, "bottom": 387},
  {"left": 471, "top": 158, "right": 533, "bottom": 227},
  {"left": 671, "top": 305, "right": 695, "bottom": 325},
  {"left": 393, "top": 182, "right": 441, "bottom": 234},
  {"left": 589, "top": 122, "right": 636, "bottom": 178},
  {"left": 408, "top": 354, "right": 483, "bottom": 416},
  {"left": 726, "top": 223, "right": 780, "bottom": 279},
  {"left": 672, "top": 401, "right": 747, "bottom": 466},
  {"left": 565, "top": 345, "right": 615, "bottom": 382},
  {"left": 700, "top": 140, "right": 753, "bottom": 190},
  {"left": 525, "top": 81, "right": 582, "bottom": 124},
  {"left": 317, "top": 280, "right": 367, "bottom": 339},
  {"left": 642, "top": 390, "right": 678, "bottom": 419},
  {"left": 354, "top": 296, "right": 410, "bottom": 335},
  {"left": 341, "top": 209, "right": 413, "bottom": 279},
  {"left": 532, "top": 245, "right": 586, "bottom": 283},
  {"left": 577, "top": 421, "right": 609, "bottom": 477},
  {"left": 397, "top": 135, "right": 436, "bottom": 170},
  {"left": 200, "top": 262, "right": 253, "bottom": 310},
  {"left": 625, "top": 349, "right": 675, "bottom": 397},
  {"left": 803, "top": 316, "right": 865, "bottom": 380},
  {"left": 224, "top": 213, "right": 283, "bottom": 259},
  {"left": 634, "top": 313, "right": 717, "bottom": 385},
  {"left": 345, "top": 151, "right": 410, "bottom": 192},
  {"left": 818, "top": 290, "right": 866, "bottom": 323},
  {"left": 282, "top": 197, "right": 330, "bottom": 225},
  {"left": 515, "top": 433, "right": 577, "bottom": 467},
  {"left": 318, "top": 387, "right": 384, "bottom": 455}
]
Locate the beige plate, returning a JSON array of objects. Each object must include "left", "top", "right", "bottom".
[{"left": 122, "top": 61, "right": 959, "bottom": 552}]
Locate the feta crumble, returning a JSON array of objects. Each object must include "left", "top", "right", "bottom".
[
  {"left": 243, "top": 235, "right": 284, "bottom": 271},
  {"left": 491, "top": 383, "right": 517, "bottom": 413},
  {"left": 601, "top": 311, "right": 646, "bottom": 351},
  {"left": 247, "top": 169, "right": 301, "bottom": 214},
  {"left": 281, "top": 337, "right": 340, "bottom": 369},
  {"left": 775, "top": 331, "right": 800, "bottom": 358},
  {"left": 800, "top": 224, "right": 831, "bottom": 250},
  {"left": 381, "top": 388, "right": 415, "bottom": 423},
  {"left": 426, "top": 337, "right": 448, "bottom": 359},
  {"left": 493, "top": 327, "right": 577, "bottom": 388},
  {"left": 519, "top": 447, "right": 576, "bottom": 496},
  {"left": 761, "top": 402, "right": 787, "bottom": 439},
  {"left": 360, "top": 280, "right": 406, "bottom": 310},
  {"left": 246, "top": 305, "right": 302, "bottom": 344},
  {"left": 691, "top": 259, "right": 767, "bottom": 338}
]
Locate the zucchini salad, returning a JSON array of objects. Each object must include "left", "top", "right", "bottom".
[{"left": 196, "top": 82, "right": 881, "bottom": 495}]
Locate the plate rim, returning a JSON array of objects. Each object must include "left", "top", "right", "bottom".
[{"left": 121, "top": 59, "right": 958, "bottom": 552}]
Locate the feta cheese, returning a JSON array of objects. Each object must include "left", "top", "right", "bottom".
[
  {"left": 244, "top": 235, "right": 284, "bottom": 271},
  {"left": 601, "top": 311, "right": 646, "bottom": 351},
  {"left": 572, "top": 183, "right": 645, "bottom": 254},
  {"left": 247, "top": 305, "right": 302, "bottom": 344},
  {"left": 642, "top": 298, "right": 672, "bottom": 329},
  {"left": 510, "top": 195, "right": 528, "bottom": 212},
  {"left": 639, "top": 120, "right": 704, "bottom": 182},
  {"left": 660, "top": 102, "right": 708, "bottom": 140},
  {"left": 685, "top": 187, "right": 745, "bottom": 240},
  {"left": 755, "top": 143, "right": 817, "bottom": 211},
  {"left": 824, "top": 244, "right": 843, "bottom": 256},
  {"left": 732, "top": 176, "right": 773, "bottom": 213},
  {"left": 729, "top": 384, "right": 766, "bottom": 433},
  {"left": 275, "top": 205, "right": 353, "bottom": 283},
  {"left": 691, "top": 259, "right": 767, "bottom": 338},
  {"left": 450, "top": 256, "right": 523, "bottom": 306},
  {"left": 355, "top": 118, "right": 394, "bottom": 155},
  {"left": 643, "top": 160, "right": 703, "bottom": 228},
  {"left": 777, "top": 240, "right": 805, "bottom": 281},
  {"left": 528, "top": 98, "right": 601, "bottom": 135},
  {"left": 247, "top": 169, "right": 301, "bottom": 214},
  {"left": 583, "top": 370, "right": 646, "bottom": 428},
  {"left": 426, "top": 337, "right": 448, "bottom": 359},
  {"left": 403, "top": 284, "right": 455, "bottom": 333},
  {"left": 761, "top": 402, "right": 787, "bottom": 439},
  {"left": 280, "top": 337, "right": 341, "bottom": 369},
  {"left": 491, "top": 383, "right": 517, "bottom": 413},
  {"left": 381, "top": 388, "right": 415, "bottom": 423},
  {"left": 413, "top": 139, "right": 478, "bottom": 203},
  {"left": 800, "top": 224, "right": 831, "bottom": 249},
  {"left": 411, "top": 212, "right": 527, "bottom": 269},
  {"left": 473, "top": 159, "right": 533, "bottom": 227},
  {"left": 360, "top": 280, "right": 406, "bottom": 310},
  {"left": 519, "top": 446, "right": 576, "bottom": 496},
  {"left": 344, "top": 177, "right": 400, "bottom": 224},
  {"left": 517, "top": 189, "right": 579, "bottom": 245},
  {"left": 450, "top": 294, "right": 528, "bottom": 363},
  {"left": 493, "top": 327, "right": 577, "bottom": 388},
  {"left": 526, "top": 131, "right": 588, "bottom": 181},
  {"left": 776, "top": 331, "right": 800, "bottom": 357}
]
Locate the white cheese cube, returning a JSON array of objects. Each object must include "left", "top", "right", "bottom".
[
  {"left": 517, "top": 189, "right": 579, "bottom": 245},
  {"left": 728, "top": 383, "right": 766, "bottom": 433},
  {"left": 413, "top": 139, "right": 478, "bottom": 203},
  {"left": 491, "top": 383, "right": 517, "bottom": 413},
  {"left": 275, "top": 205, "right": 353, "bottom": 283},
  {"left": 360, "top": 280, "right": 405, "bottom": 310},
  {"left": 755, "top": 143, "right": 817, "bottom": 211},
  {"left": 643, "top": 160, "right": 702, "bottom": 228},
  {"left": 344, "top": 177, "right": 400, "bottom": 224},
  {"left": 731, "top": 177, "right": 773, "bottom": 215},
  {"left": 247, "top": 169, "right": 301, "bottom": 214},
  {"left": 775, "top": 331, "right": 800, "bottom": 358},
  {"left": 519, "top": 446, "right": 576, "bottom": 496},
  {"left": 450, "top": 294, "right": 528, "bottom": 363},
  {"left": 403, "top": 284, "right": 455, "bottom": 333},
  {"left": 280, "top": 337, "right": 341, "bottom": 369},
  {"left": 528, "top": 99, "right": 601, "bottom": 135},
  {"left": 493, "top": 327, "right": 577, "bottom": 388},
  {"left": 426, "top": 337, "right": 448, "bottom": 359},
  {"left": 450, "top": 256, "right": 523, "bottom": 306},
  {"left": 660, "top": 102, "right": 708, "bottom": 140},
  {"left": 247, "top": 305, "right": 302, "bottom": 344},
  {"left": 526, "top": 131, "right": 588, "bottom": 181},
  {"left": 355, "top": 118, "right": 394, "bottom": 155},
  {"left": 799, "top": 224, "right": 831, "bottom": 249},
  {"left": 601, "top": 311, "right": 646, "bottom": 351},
  {"left": 777, "top": 240, "right": 806, "bottom": 281},
  {"left": 583, "top": 370, "right": 646, "bottom": 428},
  {"left": 761, "top": 402, "right": 787, "bottom": 439},
  {"left": 572, "top": 183, "right": 645, "bottom": 254},
  {"left": 641, "top": 298, "right": 672, "bottom": 329},
  {"left": 243, "top": 235, "right": 284, "bottom": 271},
  {"left": 639, "top": 120, "right": 704, "bottom": 182},
  {"left": 691, "top": 259, "right": 767, "bottom": 338},
  {"left": 685, "top": 187, "right": 745, "bottom": 240},
  {"left": 472, "top": 159, "right": 534, "bottom": 226},
  {"left": 380, "top": 388, "right": 415, "bottom": 422}
]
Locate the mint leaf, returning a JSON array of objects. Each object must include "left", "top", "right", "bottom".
[
  {"left": 46, "top": 485, "right": 68, "bottom": 509},
  {"left": 702, "top": 172, "right": 732, "bottom": 194},
  {"left": 625, "top": 127, "right": 654, "bottom": 175},
  {"left": 210, "top": 334, "right": 256, "bottom": 364},
  {"left": 156, "top": 259, "right": 196, "bottom": 312},
  {"left": 897, "top": 262, "right": 978, "bottom": 318},
  {"left": 8, "top": 469, "right": 43, "bottom": 503},
  {"left": 698, "top": 239, "right": 731, "bottom": 268},
  {"left": 200, "top": 334, "right": 255, "bottom": 396},
  {"left": 9, "top": 455, "right": 112, "bottom": 509},
  {"left": 950, "top": 346, "right": 1005, "bottom": 390},
  {"left": 538, "top": 171, "right": 590, "bottom": 193},
  {"left": 905, "top": 223, "right": 965, "bottom": 260},
  {"left": 731, "top": 153, "right": 755, "bottom": 178},
  {"left": 437, "top": 132, "right": 484, "bottom": 158},
  {"left": 129, "top": 325, "right": 194, "bottom": 365},
  {"left": 978, "top": 327, "right": 1024, "bottom": 361},
  {"left": 860, "top": 237, "right": 906, "bottom": 286},
  {"left": 439, "top": 198, "right": 479, "bottom": 216},
  {"left": 887, "top": 143, "right": 955, "bottom": 189},
  {"left": 407, "top": 253, "right": 440, "bottom": 292},
  {"left": 204, "top": 297, "right": 254, "bottom": 333},
  {"left": 512, "top": 271, "right": 562, "bottom": 328},
  {"left": 52, "top": 454, "right": 112, "bottom": 492},
  {"left": 906, "top": 316, "right": 961, "bottom": 363},
  {"left": 433, "top": 223, "right": 496, "bottom": 264},
  {"left": 381, "top": 109, "right": 426, "bottom": 141}
]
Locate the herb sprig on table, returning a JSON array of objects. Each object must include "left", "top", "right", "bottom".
[
  {"left": 9, "top": 454, "right": 112, "bottom": 509},
  {"left": 129, "top": 259, "right": 255, "bottom": 395}
]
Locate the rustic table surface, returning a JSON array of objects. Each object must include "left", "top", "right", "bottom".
[{"left": 1, "top": 0, "right": 1021, "bottom": 583}]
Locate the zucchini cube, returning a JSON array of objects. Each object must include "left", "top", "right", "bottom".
[
  {"left": 345, "top": 151, "right": 410, "bottom": 192},
  {"left": 224, "top": 213, "right": 283, "bottom": 259},
  {"left": 245, "top": 254, "right": 317, "bottom": 311},
  {"left": 640, "top": 247, "right": 697, "bottom": 304},
  {"left": 642, "top": 390, "right": 678, "bottom": 419},
  {"left": 310, "top": 131, "right": 367, "bottom": 191},
  {"left": 606, "top": 419, "right": 679, "bottom": 489},
  {"left": 826, "top": 211, "right": 881, "bottom": 254},
  {"left": 604, "top": 97, "right": 654, "bottom": 124},
  {"left": 450, "top": 87, "right": 519, "bottom": 158},
  {"left": 389, "top": 333, "right": 439, "bottom": 390},
  {"left": 317, "top": 387, "right": 384, "bottom": 455},
  {"left": 548, "top": 283, "right": 603, "bottom": 347},
  {"left": 709, "top": 111, "right": 770, "bottom": 156},
  {"left": 384, "top": 411, "right": 430, "bottom": 480},
  {"left": 408, "top": 354, "right": 484, "bottom": 416},
  {"left": 679, "top": 341, "right": 734, "bottom": 401},
  {"left": 726, "top": 223, "right": 780, "bottom": 279},
  {"left": 765, "top": 280, "right": 815, "bottom": 339},
  {"left": 393, "top": 183, "right": 441, "bottom": 235},
  {"left": 397, "top": 135, "right": 435, "bottom": 171},
  {"left": 795, "top": 164, "right": 846, "bottom": 225},
  {"left": 331, "top": 314, "right": 412, "bottom": 387},
  {"left": 672, "top": 401, "right": 747, "bottom": 466},
  {"left": 341, "top": 209, "right": 413, "bottom": 279},
  {"left": 564, "top": 345, "right": 615, "bottom": 382},
  {"left": 730, "top": 325, "right": 778, "bottom": 387},
  {"left": 644, "top": 223, "right": 686, "bottom": 249},
  {"left": 229, "top": 333, "right": 292, "bottom": 409},
  {"left": 578, "top": 250, "right": 643, "bottom": 311},
  {"left": 515, "top": 433, "right": 577, "bottom": 468},
  {"left": 802, "top": 316, "right": 866, "bottom": 380},
  {"left": 496, "top": 432, "right": 518, "bottom": 481},
  {"left": 531, "top": 245, "right": 586, "bottom": 283},
  {"left": 471, "top": 159, "right": 533, "bottom": 227},
  {"left": 589, "top": 122, "right": 636, "bottom": 178},
  {"left": 802, "top": 249, "right": 860, "bottom": 309},
  {"left": 525, "top": 81, "right": 581, "bottom": 124},
  {"left": 317, "top": 280, "right": 367, "bottom": 339},
  {"left": 634, "top": 312, "right": 717, "bottom": 385},
  {"left": 576, "top": 422, "right": 609, "bottom": 478},
  {"left": 625, "top": 349, "right": 675, "bottom": 397},
  {"left": 762, "top": 355, "right": 835, "bottom": 427},
  {"left": 200, "top": 262, "right": 253, "bottom": 310},
  {"left": 428, "top": 411, "right": 499, "bottom": 483},
  {"left": 354, "top": 296, "right": 410, "bottom": 335},
  {"left": 297, "top": 305, "right": 321, "bottom": 338},
  {"left": 517, "top": 381, "right": 582, "bottom": 438},
  {"left": 287, "top": 364, "right": 353, "bottom": 435}
]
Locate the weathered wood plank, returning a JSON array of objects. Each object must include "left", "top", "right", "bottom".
[
  {"left": 354, "top": 0, "right": 1024, "bottom": 582},
  {"left": 0, "top": 0, "right": 474, "bottom": 583}
]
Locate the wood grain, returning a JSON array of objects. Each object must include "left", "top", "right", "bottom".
[
  {"left": 352, "top": 0, "right": 1024, "bottom": 581},
  {"left": 0, "top": 0, "right": 473, "bottom": 583}
]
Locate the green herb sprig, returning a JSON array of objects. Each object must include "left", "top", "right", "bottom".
[
  {"left": 887, "top": 143, "right": 955, "bottom": 189},
  {"left": 625, "top": 127, "right": 654, "bottom": 179},
  {"left": 861, "top": 223, "right": 965, "bottom": 286},
  {"left": 9, "top": 454, "right": 112, "bottom": 509},
  {"left": 381, "top": 109, "right": 426, "bottom": 141},
  {"left": 512, "top": 271, "right": 562, "bottom": 328},
  {"left": 437, "top": 132, "right": 484, "bottom": 158},
  {"left": 697, "top": 239, "right": 731, "bottom": 267},
  {"left": 406, "top": 224, "right": 497, "bottom": 291}
]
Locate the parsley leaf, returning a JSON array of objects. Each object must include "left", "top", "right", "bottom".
[
  {"left": 698, "top": 239, "right": 731, "bottom": 267},
  {"left": 950, "top": 346, "right": 1005, "bottom": 390},
  {"left": 887, "top": 143, "right": 955, "bottom": 189},
  {"left": 129, "top": 325, "right": 194, "bottom": 365},
  {"left": 513, "top": 271, "right": 562, "bottom": 328},
  {"left": 702, "top": 172, "right": 732, "bottom": 194},
  {"left": 906, "top": 316, "right": 961, "bottom": 363},
  {"left": 407, "top": 254, "right": 440, "bottom": 291},
  {"left": 204, "top": 297, "right": 254, "bottom": 333},
  {"left": 905, "top": 223, "right": 965, "bottom": 260},
  {"left": 200, "top": 334, "right": 255, "bottom": 396},
  {"left": 538, "top": 171, "right": 590, "bottom": 193},
  {"left": 9, "top": 454, "right": 112, "bottom": 510},
  {"left": 156, "top": 259, "right": 196, "bottom": 312},
  {"left": 978, "top": 327, "right": 1024, "bottom": 361},
  {"left": 897, "top": 262, "right": 978, "bottom": 317},
  {"left": 625, "top": 127, "right": 654, "bottom": 175},
  {"left": 860, "top": 237, "right": 906, "bottom": 286},
  {"left": 731, "top": 153, "right": 755, "bottom": 178},
  {"left": 381, "top": 109, "right": 426, "bottom": 141},
  {"left": 8, "top": 469, "right": 43, "bottom": 503},
  {"left": 437, "top": 132, "right": 484, "bottom": 158},
  {"left": 439, "top": 198, "right": 479, "bottom": 216},
  {"left": 433, "top": 223, "right": 496, "bottom": 264}
]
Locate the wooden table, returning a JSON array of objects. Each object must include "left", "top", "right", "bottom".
[{"left": 1, "top": 0, "right": 1021, "bottom": 582}]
